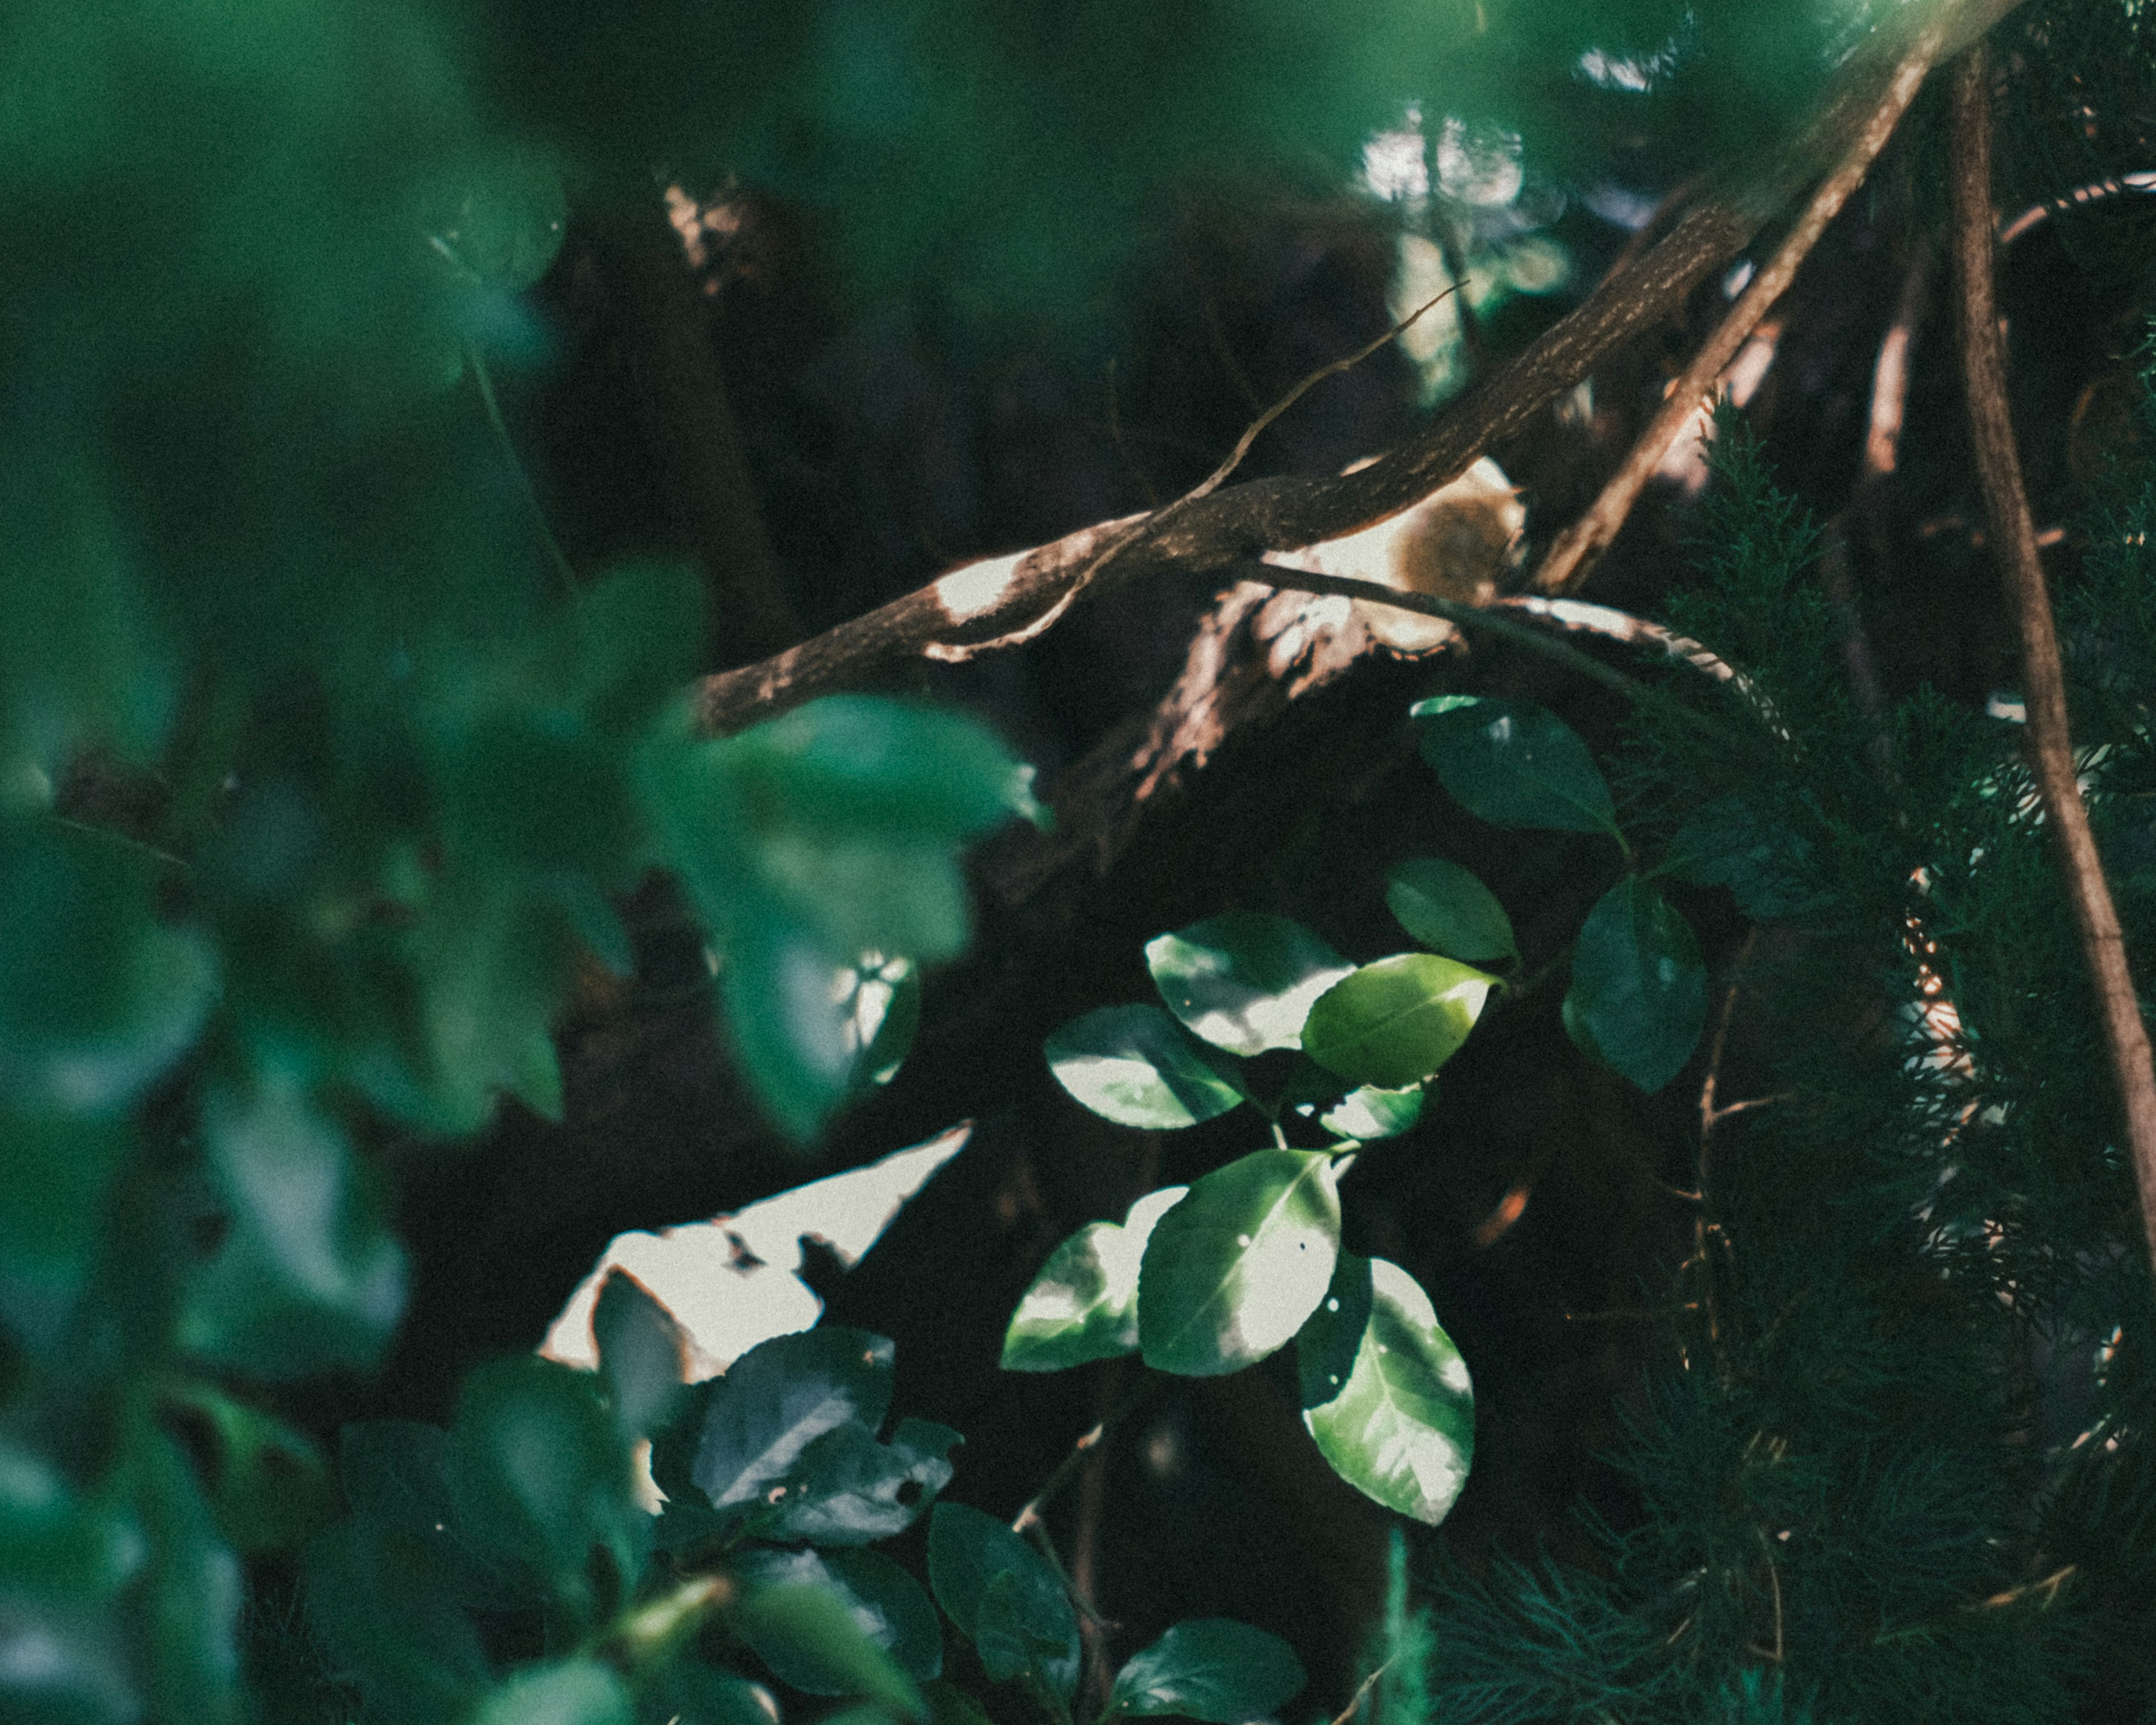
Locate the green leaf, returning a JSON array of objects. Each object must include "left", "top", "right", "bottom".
[
  {"left": 1044, "top": 1006, "right": 1245, "bottom": 1130},
  {"left": 338, "top": 1422, "right": 527, "bottom": 1610},
  {"left": 0, "top": 1108, "right": 132, "bottom": 1352},
  {"left": 718, "top": 914, "right": 879, "bottom": 1141},
  {"left": 1383, "top": 857, "right": 1518, "bottom": 964},
  {"left": 509, "top": 1027, "right": 565, "bottom": 1124},
  {"left": 729, "top": 1580, "right": 928, "bottom": 1719},
  {"left": 1297, "top": 1256, "right": 1474, "bottom": 1526},
  {"left": 1138, "top": 1151, "right": 1340, "bottom": 1376},
  {"left": 1669, "top": 794, "right": 1824, "bottom": 919},
  {"left": 179, "top": 1073, "right": 408, "bottom": 1378},
  {"left": 1315, "top": 1084, "right": 1424, "bottom": 1143},
  {"left": 846, "top": 952, "right": 921, "bottom": 1090},
  {"left": 469, "top": 1659, "right": 634, "bottom": 1725},
  {"left": 692, "top": 1329, "right": 896, "bottom": 1514},
  {"left": 1410, "top": 696, "right": 1616, "bottom": 836},
  {"left": 735, "top": 1545, "right": 943, "bottom": 1687},
  {"left": 1002, "top": 1186, "right": 1189, "bottom": 1372},
  {"left": 426, "top": 148, "right": 569, "bottom": 296},
  {"left": 1106, "top": 1620, "right": 1307, "bottom": 1722},
  {"left": 760, "top": 1416, "right": 962, "bottom": 1546},
  {"left": 302, "top": 1516, "right": 490, "bottom": 1721},
  {"left": 925, "top": 1503, "right": 1077, "bottom": 1701},
  {"left": 594, "top": 1270, "right": 688, "bottom": 1440},
  {"left": 1564, "top": 879, "right": 1708, "bottom": 1093},
  {"left": 638, "top": 1662, "right": 780, "bottom": 1725},
  {"left": 1144, "top": 914, "right": 1353, "bottom": 1056},
  {"left": 161, "top": 1384, "right": 332, "bottom": 1554},
  {"left": 136, "top": 1430, "right": 244, "bottom": 1725},
  {"left": 1300, "top": 956, "right": 1495, "bottom": 1089},
  {"left": 447, "top": 1356, "right": 638, "bottom": 1624}
]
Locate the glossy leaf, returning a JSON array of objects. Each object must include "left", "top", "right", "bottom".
[
  {"left": 1298, "top": 1256, "right": 1474, "bottom": 1526},
  {"left": 926, "top": 1503, "right": 1077, "bottom": 1701},
  {"left": 730, "top": 1580, "right": 928, "bottom": 1719},
  {"left": 1300, "top": 955, "right": 1494, "bottom": 1089},
  {"left": 446, "top": 1356, "right": 638, "bottom": 1623},
  {"left": 179, "top": 1074, "right": 408, "bottom": 1378},
  {"left": 469, "top": 1659, "right": 634, "bottom": 1725},
  {"left": 594, "top": 1270, "right": 688, "bottom": 1440},
  {"left": 1144, "top": 913, "right": 1353, "bottom": 1056},
  {"left": 1411, "top": 696, "right": 1617, "bottom": 836},
  {"left": 1315, "top": 1084, "right": 1424, "bottom": 1143},
  {"left": 692, "top": 1329, "right": 896, "bottom": 1513},
  {"left": 1106, "top": 1619, "right": 1307, "bottom": 1722},
  {"left": 736, "top": 1545, "right": 943, "bottom": 1687},
  {"left": 1044, "top": 1005, "right": 1245, "bottom": 1130},
  {"left": 1564, "top": 879, "right": 1708, "bottom": 1093},
  {"left": 1138, "top": 1151, "right": 1340, "bottom": 1376},
  {"left": 1384, "top": 857, "right": 1518, "bottom": 964},
  {"left": 1002, "top": 1186, "right": 1189, "bottom": 1372},
  {"left": 760, "top": 1416, "right": 962, "bottom": 1546}
]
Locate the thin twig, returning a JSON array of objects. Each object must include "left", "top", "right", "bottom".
[
  {"left": 1011, "top": 1381, "right": 1158, "bottom": 1537},
  {"left": 1329, "top": 1656, "right": 1396, "bottom": 1725},
  {"left": 469, "top": 344, "right": 581, "bottom": 598},
  {"left": 1530, "top": 27, "right": 1948, "bottom": 594},
  {"left": 1951, "top": 43, "right": 2156, "bottom": 1276}
]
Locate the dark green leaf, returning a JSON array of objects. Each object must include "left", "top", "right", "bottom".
[
  {"left": 1669, "top": 794, "right": 1824, "bottom": 919},
  {"left": 0, "top": 1108, "right": 131, "bottom": 1352},
  {"left": 718, "top": 913, "right": 876, "bottom": 1141},
  {"left": 595, "top": 1270, "right": 688, "bottom": 1440},
  {"left": 1144, "top": 914, "right": 1352, "bottom": 1056},
  {"left": 339, "top": 1422, "right": 527, "bottom": 1610},
  {"left": 1383, "top": 857, "right": 1518, "bottom": 964},
  {"left": 1411, "top": 696, "right": 1617, "bottom": 836},
  {"left": 1300, "top": 956, "right": 1495, "bottom": 1089},
  {"left": 447, "top": 1356, "right": 638, "bottom": 1624},
  {"left": 735, "top": 1545, "right": 942, "bottom": 1687},
  {"left": 509, "top": 1028, "right": 566, "bottom": 1123},
  {"left": 1315, "top": 1084, "right": 1424, "bottom": 1142},
  {"left": 926, "top": 1503, "right": 1077, "bottom": 1701},
  {"left": 1564, "top": 879, "right": 1708, "bottom": 1093},
  {"left": 1044, "top": 1006, "right": 1245, "bottom": 1130},
  {"left": 1298, "top": 1256, "right": 1474, "bottom": 1526},
  {"left": 469, "top": 1659, "right": 634, "bottom": 1725},
  {"left": 692, "top": 1329, "right": 896, "bottom": 1514},
  {"left": 1294, "top": 1252, "right": 1374, "bottom": 1414},
  {"left": 1002, "top": 1186, "right": 1188, "bottom": 1372},
  {"left": 161, "top": 1384, "right": 331, "bottom": 1554},
  {"left": 760, "top": 1416, "right": 961, "bottom": 1546},
  {"left": 179, "top": 1074, "right": 408, "bottom": 1378},
  {"left": 426, "top": 148, "right": 569, "bottom": 295},
  {"left": 729, "top": 1580, "right": 927, "bottom": 1719},
  {"left": 1107, "top": 1620, "right": 1307, "bottom": 1722},
  {"left": 637, "top": 1662, "right": 779, "bottom": 1725},
  {"left": 304, "top": 1517, "right": 489, "bottom": 1723},
  {"left": 136, "top": 1430, "right": 243, "bottom": 1725},
  {"left": 1138, "top": 1151, "right": 1340, "bottom": 1376}
]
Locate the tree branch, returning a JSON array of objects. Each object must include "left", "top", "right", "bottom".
[
  {"left": 692, "top": 0, "right": 2021, "bottom": 737},
  {"left": 1950, "top": 42, "right": 2156, "bottom": 1275}
]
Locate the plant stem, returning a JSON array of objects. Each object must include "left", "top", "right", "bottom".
[
  {"left": 1950, "top": 42, "right": 2156, "bottom": 1277},
  {"left": 1012, "top": 1380, "right": 1158, "bottom": 1536},
  {"left": 469, "top": 343, "right": 581, "bottom": 597}
]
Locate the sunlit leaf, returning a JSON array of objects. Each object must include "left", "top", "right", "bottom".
[
  {"left": 1411, "top": 696, "right": 1617, "bottom": 836},
  {"left": 1383, "top": 857, "right": 1518, "bottom": 964},
  {"left": 1301, "top": 955, "right": 1494, "bottom": 1089},
  {"left": 1564, "top": 879, "right": 1707, "bottom": 1093},
  {"left": 1297, "top": 1256, "right": 1474, "bottom": 1525},
  {"left": 593, "top": 1270, "right": 688, "bottom": 1440},
  {"left": 1138, "top": 1151, "right": 1340, "bottom": 1376},
  {"left": 1106, "top": 1619, "right": 1307, "bottom": 1722},
  {"left": 1044, "top": 1005, "right": 1245, "bottom": 1130},
  {"left": 735, "top": 1545, "right": 942, "bottom": 1687},
  {"left": 692, "top": 1329, "right": 896, "bottom": 1514},
  {"left": 1002, "top": 1186, "right": 1189, "bottom": 1372},
  {"left": 1315, "top": 1084, "right": 1424, "bottom": 1142},
  {"left": 469, "top": 1659, "right": 633, "bottom": 1725},
  {"left": 1145, "top": 913, "right": 1353, "bottom": 1056}
]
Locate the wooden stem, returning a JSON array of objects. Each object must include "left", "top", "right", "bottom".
[{"left": 1950, "top": 43, "right": 2156, "bottom": 1275}]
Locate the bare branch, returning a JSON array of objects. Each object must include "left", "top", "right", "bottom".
[{"left": 1951, "top": 42, "right": 2156, "bottom": 1275}]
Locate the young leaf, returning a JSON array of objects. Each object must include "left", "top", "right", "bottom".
[
  {"left": 1300, "top": 956, "right": 1494, "bottom": 1089},
  {"left": 728, "top": 1581, "right": 928, "bottom": 1720},
  {"left": 1106, "top": 1619, "right": 1307, "bottom": 1722},
  {"left": 1144, "top": 914, "right": 1353, "bottom": 1056},
  {"left": 925, "top": 1503, "right": 1078, "bottom": 1702},
  {"left": 1410, "top": 696, "right": 1618, "bottom": 836},
  {"left": 1138, "top": 1151, "right": 1340, "bottom": 1376},
  {"left": 1044, "top": 1006, "right": 1245, "bottom": 1130},
  {"left": 734, "top": 1545, "right": 943, "bottom": 1687},
  {"left": 593, "top": 1270, "right": 687, "bottom": 1440},
  {"left": 468, "top": 1659, "right": 633, "bottom": 1725},
  {"left": 1297, "top": 1256, "right": 1474, "bottom": 1526},
  {"left": 692, "top": 1329, "right": 896, "bottom": 1514},
  {"left": 1564, "top": 879, "right": 1708, "bottom": 1093},
  {"left": 759, "top": 1416, "right": 962, "bottom": 1546},
  {"left": 1001, "top": 1186, "right": 1189, "bottom": 1372},
  {"left": 1383, "top": 857, "right": 1518, "bottom": 964},
  {"left": 1315, "top": 1084, "right": 1424, "bottom": 1143}
]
